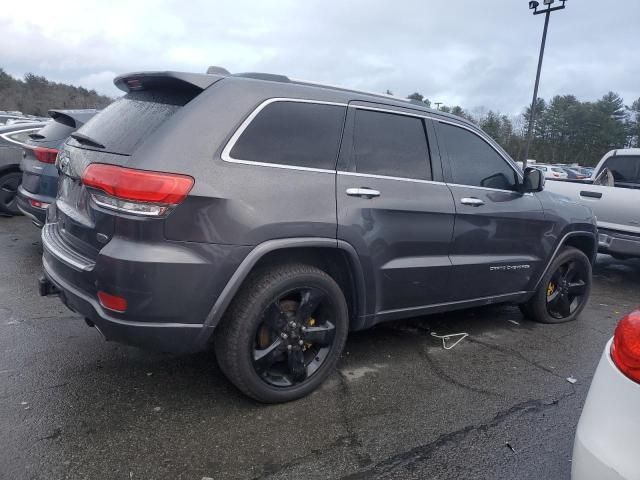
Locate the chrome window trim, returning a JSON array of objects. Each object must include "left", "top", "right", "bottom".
[
  {"left": 0, "top": 127, "right": 40, "bottom": 147},
  {"left": 219, "top": 97, "right": 526, "bottom": 191},
  {"left": 446, "top": 182, "right": 531, "bottom": 195},
  {"left": 338, "top": 170, "right": 445, "bottom": 186},
  {"left": 220, "top": 97, "right": 347, "bottom": 174}
]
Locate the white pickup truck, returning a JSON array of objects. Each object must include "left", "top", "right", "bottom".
[{"left": 544, "top": 148, "right": 640, "bottom": 259}]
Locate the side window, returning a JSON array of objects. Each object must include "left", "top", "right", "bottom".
[
  {"left": 604, "top": 156, "right": 640, "bottom": 185},
  {"left": 439, "top": 123, "right": 518, "bottom": 190},
  {"left": 229, "top": 101, "right": 346, "bottom": 170},
  {"left": 352, "top": 109, "right": 431, "bottom": 180}
]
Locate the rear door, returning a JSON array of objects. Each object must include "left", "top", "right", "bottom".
[
  {"left": 434, "top": 120, "right": 550, "bottom": 301},
  {"left": 337, "top": 103, "right": 455, "bottom": 317}
]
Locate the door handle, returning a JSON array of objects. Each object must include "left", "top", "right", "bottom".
[
  {"left": 346, "top": 187, "right": 381, "bottom": 199},
  {"left": 460, "top": 197, "right": 485, "bottom": 207},
  {"left": 580, "top": 190, "right": 602, "bottom": 199}
]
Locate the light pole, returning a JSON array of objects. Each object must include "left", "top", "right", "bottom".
[{"left": 522, "top": 0, "right": 567, "bottom": 170}]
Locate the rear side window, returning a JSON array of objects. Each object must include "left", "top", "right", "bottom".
[
  {"left": 230, "top": 102, "right": 346, "bottom": 170},
  {"left": 352, "top": 109, "right": 431, "bottom": 180},
  {"left": 439, "top": 123, "right": 517, "bottom": 190},
  {"left": 70, "top": 90, "right": 194, "bottom": 155},
  {"left": 604, "top": 156, "right": 640, "bottom": 184}
]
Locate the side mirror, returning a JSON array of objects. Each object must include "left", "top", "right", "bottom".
[{"left": 520, "top": 167, "right": 545, "bottom": 193}]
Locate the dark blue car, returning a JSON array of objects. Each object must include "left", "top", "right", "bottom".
[{"left": 17, "top": 109, "right": 99, "bottom": 226}]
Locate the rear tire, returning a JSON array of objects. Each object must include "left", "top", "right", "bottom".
[
  {"left": 0, "top": 171, "right": 22, "bottom": 216},
  {"left": 520, "top": 246, "right": 591, "bottom": 324},
  {"left": 214, "top": 263, "right": 349, "bottom": 403}
]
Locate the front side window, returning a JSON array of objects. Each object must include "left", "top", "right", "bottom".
[
  {"left": 352, "top": 109, "right": 431, "bottom": 180},
  {"left": 230, "top": 101, "right": 346, "bottom": 170},
  {"left": 439, "top": 123, "right": 517, "bottom": 190}
]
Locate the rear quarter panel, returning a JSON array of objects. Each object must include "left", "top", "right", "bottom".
[{"left": 134, "top": 79, "right": 341, "bottom": 246}]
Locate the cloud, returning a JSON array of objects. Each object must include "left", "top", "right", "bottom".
[{"left": 0, "top": 0, "right": 638, "bottom": 113}]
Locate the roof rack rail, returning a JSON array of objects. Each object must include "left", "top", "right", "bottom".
[
  {"left": 233, "top": 72, "right": 291, "bottom": 83},
  {"left": 290, "top": 78, "right": 411, "bottom": 103}
]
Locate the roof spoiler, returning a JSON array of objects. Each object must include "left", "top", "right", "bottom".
[
  {"left": 114, "top": 71, "right": 222, "bottom": 93},
  {"left": 48, "top": 109, "right": 100, "bottom": 128}
]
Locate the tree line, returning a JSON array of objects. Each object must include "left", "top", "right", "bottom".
[
  {"left": 404, "top": 91, "right": 640, "bottom": 166},
  {"left": 0, "top": 69, "right": 112, "bottom": 117}
]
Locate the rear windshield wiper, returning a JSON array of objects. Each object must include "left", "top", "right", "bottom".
[
  {"left": 70, "top": 132, "right": 105, "bottom": 149},
  {"left": 28, "top": 133, "right": 45, "bottom": 140}
]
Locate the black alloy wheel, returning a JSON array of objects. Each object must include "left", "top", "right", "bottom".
[
  {"left": 546, "top": 258, "right": 589, "bottom": 320},
  {"left": 253, "top": 287, "right": 336, "bottom": 387},
  {"left": 214, "top": 263, "right": 348, "bottom": 403},
  {"left": 519, "top": 246, "right": 592, "bottom": 324}
]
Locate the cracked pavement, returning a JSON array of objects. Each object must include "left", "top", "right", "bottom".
[{"left": 1, "top": 215, "right": 639, "bottom": 480}]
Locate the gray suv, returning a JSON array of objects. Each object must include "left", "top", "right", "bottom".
[{"left": 39, "top": 70, "right": 597, "bottom": 403}]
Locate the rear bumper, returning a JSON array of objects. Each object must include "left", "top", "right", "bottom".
[
  {"left": 16, "top": 186, "right": 54, "bottom": 227},
  {"left": 572, "top": 339, "right": 639, "bottom": 480},
  {"left": 43, "top": 256, "right": 208, "bottom": 353},
  {"left": 598, "top": 229, "right": 640, "bottom": 258},
  {"left": 41, "top": 221, "right": 251, "bottom": 353}
]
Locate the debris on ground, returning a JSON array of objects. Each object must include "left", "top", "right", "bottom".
[
  {"left": 566, "top": 377, "right": 577, "bottom": 384},
  {"left": 505, "top": 442, "right": 517, "bottom": 453},
  {"left": 508, "top": 320, "right": 520, "bottom": 326},
  {"left": 430, "top": 332, "right": 469, "bottom": 350}
]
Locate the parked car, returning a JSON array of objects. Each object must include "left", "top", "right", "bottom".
[
  {"left": 0, "top": 122, "right": 48, "bottom": 215},
  {"left": 572, "top": 309, "right": 640, "bottom": 480},
  {"left": 536, "top": 165, "right": 569, "bottom": 179},
  {"left": 17, "top": 109, "right": 99, "bottom": 226},
  {"left": 39, "top": 70, "right": 597, "bottom": 403},
  {"left": 545, "top": 149, "right": 640, "bottom": 259},
  {"left": 559, "top": 166, "right": 589, "bottom": 180}
]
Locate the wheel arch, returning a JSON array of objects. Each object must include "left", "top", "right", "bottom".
[
  {"left": 201, "top": 238, "right": 367, "bottom": 336},
  {"left": 533, "top": 230, "right": 597, "bottom": 291}
]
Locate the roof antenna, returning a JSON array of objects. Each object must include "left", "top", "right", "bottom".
[{"left": 206, "top": 66, "right": 230, "bottom": 75}]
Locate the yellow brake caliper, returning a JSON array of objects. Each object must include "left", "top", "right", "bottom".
[
  {"left": 304, "top": 317, "right": 316, "bottom": 350},
  {"left": 547, "top": 282, "right": 556, "bottom": 297}
]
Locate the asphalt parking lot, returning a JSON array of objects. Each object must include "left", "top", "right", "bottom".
[{"left": 1, "top": 215, "right": 638, "bottom": 480}]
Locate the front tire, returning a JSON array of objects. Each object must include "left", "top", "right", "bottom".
[
  {"left": 214, "top": 263, "right": 349, "bottom": 403},
  {"left": 520, "top": 246, "right": 591, "bottom": 324}
]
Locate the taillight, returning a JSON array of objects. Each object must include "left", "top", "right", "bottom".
[
  {"left": 29, "top": 199, "right": 50, "bottom": 209},
  {"left": 98, "top": 291, "right": 128, "bottom": 313},
  {"left": 32, "top": 147, "right": 59, "bottom": 164},
  {"left": 611, "top": 310, "right": 640, "bottom": 383},
  {"left": 82, "top": 164, "right": 194, "bottom": 216}
]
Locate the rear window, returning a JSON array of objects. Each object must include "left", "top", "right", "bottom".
[
  {"left": 6, "top": 129, "right": 39, "bottom": 145},
  {"left": 69, "top": 90, "right": 194, "bottom": 156},
  {"left": 604, "top": 156, "right": 640, "bottom": 185},
  {"left": 29, "top": 121, "right": 73, "bottom": 144}
]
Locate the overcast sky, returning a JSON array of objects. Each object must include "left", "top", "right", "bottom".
[{"left": 1, "top": 0, "right": 638, "bottom": 115}]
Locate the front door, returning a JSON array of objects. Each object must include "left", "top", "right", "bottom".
[
  {"left": 434, "top": 120, "right": 551, "bottom": 301},
  {"left": 337, "top": 104, "right": 456, "bottom": 317}
]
